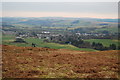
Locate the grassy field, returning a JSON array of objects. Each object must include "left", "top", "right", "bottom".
[
  {"left": 94, "top": 27, "right": 118, "bottom": 33},
  {"left": 25, "top": 38, "right": 97, "bottom": 51},
  {"left": 2, "top": 35, "right": 97, "bottom": 51},
  {"left": 84, "top": 39, "right": 120, "bottom": 47}
]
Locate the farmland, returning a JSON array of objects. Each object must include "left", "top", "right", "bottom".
[
  {"left": 94, "top": 27, "right": 118, "bottom": 33},
  {"left": 84, "top": 39, "right": 120, "bottom": 47},
  {"left": 2, "top": 45, "right": 119, "bottom": 78},
  {"left": 2, "top": 17, "right": 119, "bottom": 51},
  {"left": 2, "top": 35, "right": 97, "bottom": 51}
]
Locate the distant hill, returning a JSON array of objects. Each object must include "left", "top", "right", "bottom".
[{"left": 2, "top": 17, "right": 118, "bottom": 28}]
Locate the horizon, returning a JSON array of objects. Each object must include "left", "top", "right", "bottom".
[{"left": 1, "top": 16, "right": 118, "bottom": 19}]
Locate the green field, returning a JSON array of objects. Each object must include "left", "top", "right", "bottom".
[
  {"left": 94, "top": 27, "right": 118, "bottom": 33},
  {"left": 2, "top": 35, "right": 97, "bottom": 51},
  {"left": 84, "top": 39, "right": 120, "bottom": 47}
]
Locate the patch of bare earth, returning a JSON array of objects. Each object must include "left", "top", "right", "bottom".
[{"left": 2, "top": 45, "right": 120, "bottom": 78}]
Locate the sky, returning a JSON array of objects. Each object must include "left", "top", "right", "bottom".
[
  {"left": 1, "top": 2, "right": 118, "bottom": 19},
  {"left": 1, "top": 0, "right": 120, "bottom": 2}
]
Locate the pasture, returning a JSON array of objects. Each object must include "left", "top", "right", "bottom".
[
  {"left": 2, "top": 35, "right": 97, "bottom": 51},
  {"left": 84, "top": 39, "right": 119, "bottom": 47}
]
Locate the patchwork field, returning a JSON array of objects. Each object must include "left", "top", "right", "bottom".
[{"left": 2, "top": 45, "right": 119, "bottom": 78}]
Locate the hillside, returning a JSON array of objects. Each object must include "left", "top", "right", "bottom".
[{"left": 2, "top": 45, "right": 119, "bottom": 78}]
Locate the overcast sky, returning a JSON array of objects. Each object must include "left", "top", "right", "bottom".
[{"left": 1, "top": 2, "right": 118, "bottom": 18}]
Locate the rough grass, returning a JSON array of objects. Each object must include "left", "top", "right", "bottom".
[{"left": 2, "top": 45, "right": 119, "bottom": 78}]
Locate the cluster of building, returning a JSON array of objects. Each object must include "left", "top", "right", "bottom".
[
  {"left": 76, "top": 33, "right": 106, "bottom": 36},
  {"left": 37, "top": 31, "right": 61, "bottom": 39}
]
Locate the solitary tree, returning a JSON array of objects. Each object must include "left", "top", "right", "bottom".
[{"left": 32, "top": 43, "right": 36, "bottom": 47}]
